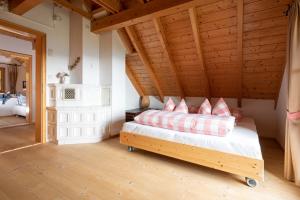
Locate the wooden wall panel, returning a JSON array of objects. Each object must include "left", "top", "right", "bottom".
[{"left": 242, "top": 0, "right": 289, "bottom": 99}]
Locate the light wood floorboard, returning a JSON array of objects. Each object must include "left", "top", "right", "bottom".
[
  {"left": 0, "top": 125, "right": 35, "bottom": 152},
  {"left": 0, "top": 116, "right": 28, "bottom": 128},
  {"left": 0, "top": 134, "right": 299, "bottom": 200}
]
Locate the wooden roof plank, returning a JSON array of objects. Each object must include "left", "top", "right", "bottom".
[
  {"left": 8, "top": 0, "right": 42, "bottom": 15},
  {"left": 125, "top": 26, "right": 164, "bottom": 102},
  {"left": 153, "top": 17, "right": 185, "bottom": 98},
  {"left": 126, "top": 65, "right": 145, "bottom": 96},
  {"left": 237, "top": 0, "right": 244, "bottom": 107},
  {"left": 188, "top": 7, "right": 211, "bottom": 98},
  {"left": 91, "top": 0, "right": 220, "bottom": 33}
]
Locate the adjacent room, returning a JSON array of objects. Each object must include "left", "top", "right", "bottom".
[{"left": 0, "top": 0, "right": 300, "bottom": 199}]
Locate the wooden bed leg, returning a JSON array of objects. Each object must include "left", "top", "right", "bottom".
[{"left": 245, "top": 177, "right": 257, "bottom": 187}]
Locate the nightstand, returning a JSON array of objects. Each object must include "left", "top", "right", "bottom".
[{"left": 125, "top": 108, "right": 152, "bottom": 122}]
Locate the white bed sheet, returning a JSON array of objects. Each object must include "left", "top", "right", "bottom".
[
  {"left": 122, "top": 117, "right": 263, "bottom": 160},
  {"left": 0, "top": 98, "right": 18, "bottom": 116}
]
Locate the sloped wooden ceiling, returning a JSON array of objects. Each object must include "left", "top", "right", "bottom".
[{"left": 91, "top": 0, "right": 290, "bottom": 105}]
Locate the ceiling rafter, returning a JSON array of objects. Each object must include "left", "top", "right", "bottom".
[
  {"left": 117, "top": 28, "right": 136, "bottom": 54},
  {"left": 91, "top": 0, "right": 220, "bottom": 33},
  {"left": 125, "top": 26, "right": 164, "bottom": 102},
  {"left": 126, "top": 65, "right": 145, "bottom": 96},
  {"left": 8, "top": 0, "right": 43, "bottom": 15},
  {"left": 153, "top": 17, "right": 185, "bottom": 98},
  {"left": 91, "top": 0, "right": 121, "bottom": 13},
  {"left": 237, "top": 0, "right": 244, "bottom": 107},
  {"left": 53, "top": 0, "right": 92, "bottom": 19},
  {"left": 188, "top": 7, "right": 211, "bottom": 98}
]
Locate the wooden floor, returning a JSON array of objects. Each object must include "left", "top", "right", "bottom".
[
  {"left": 0, "top": 125, "right": 35, "bottom": 152},
  {"left": 0, "top": 136, "right": 299, "bottom": 200},
  {"left": 0, "top": 116, "right": 28, "bottom": 128}
]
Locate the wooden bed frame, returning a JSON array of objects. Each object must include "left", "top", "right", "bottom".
[{"left": 120, "top": 131, "right": 264, "bottom": 187}]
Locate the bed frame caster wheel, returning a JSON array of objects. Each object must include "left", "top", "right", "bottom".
[
  {"left": 245, "top": 177, "right": 257, "bottom": 187},
  {"left": 128, "top": 146, "right": 135, "bottom": 152}
]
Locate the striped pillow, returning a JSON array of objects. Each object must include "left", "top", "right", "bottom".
[
  {"left": 163, "top": 98, "right": 176, "bottom": 112},
  {"left": 212, "top": 98, "right": 231, "bottom": 117},
  {"left": 174, "top": 99, "right": 188, "bottom": 114},
  {"left": 198, "top": 98, "right": 212, "bottom": 115}
]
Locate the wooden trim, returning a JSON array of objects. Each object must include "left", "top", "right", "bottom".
[
  {"left": 91, "top": 0, "right": 121, "bottom": 13},
  {"left": 91, "top": 0, "right": 220, "bottom": 33},
  {"left": 125, "top": 26, "right": 164, "bottom": 102},
  {"left": 0, "top": 19, "right": 47, "bottom": 143},
  {"left": 153, "top": 17, "right": 185, "bottom": 98},
  {"left": 117, "top": 28, "right": 135, "bottom": 54},
  {"left": 188, "top": 7, "right": 211, "bottom": 98},
  {"left": 0, "top": 29, "right": 35, "bottom": 43},
  {"left": 35, "top": 34, "right": 47, "bottom": 143},
  {"left": 120, "top": 131, "right": 264, "bottom": 181},
  {"left": 25, "top": 57, "right": 32, "bottom": 123},
  {"left": 53, "top": 0, "right": 92, "bottom": 19},
  {"left": 237, "top": 0, "right": 244, "bottom": 108},
  {"left": 126, "top": 65, "right": 144, "bottom": 96},
  {"left": 0, "top": 67, "right": 5, "bottom": 92},
  {"left": 8, "top": 0, "right": 42, "bottom": 15}
]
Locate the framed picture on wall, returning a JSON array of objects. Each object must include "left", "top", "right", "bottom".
[{"left": 22, "top": 81, "right": 26, "bottom": 89}]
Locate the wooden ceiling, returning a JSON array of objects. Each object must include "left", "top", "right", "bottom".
[{"left": 6, "top": 0, "right": 291, "bottom": 106}]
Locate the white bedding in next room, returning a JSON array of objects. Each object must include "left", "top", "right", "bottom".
[{"left": 122, "top": 117, "right": 263, "bottom": 160}]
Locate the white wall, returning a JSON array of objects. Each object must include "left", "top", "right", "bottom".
[
  {"left": 82, "top": 18, "right": 100, "bottom": 85},
  {"left": 99, "top": 31, "right": 126, "bottom": 136},
  {"left": 69, "top": 11, "right": 83, "bottom": 83},
  {"left": 149, "top": 96, "right": 278, "bottom": 138},
  {"left": 276, "top": 67, "right": 288, "bottom": 149}
]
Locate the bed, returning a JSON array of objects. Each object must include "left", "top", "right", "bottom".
[
  {"left": 120, "top": 117, "right": 264, "bottom": 187},
  {"left": 0, "top": 98, "right": 27, "bottom": 117}
]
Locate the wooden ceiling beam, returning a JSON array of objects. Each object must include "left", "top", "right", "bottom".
[
  {"left": 91, "top": 0, "right": 220, "bottom": 33},
  {"left": 188, "top": 7, "right": 211, "bottom": 98},
  {"left": 53, "top": 0, "right": 92, "bottom": 19},
  {"left": 125, "top": 26, "right": 164, "bottom": 102},
  {"left": 153, "top": 17, "right": 185, "bottom": 98},
  {"left": 237, "top": 0, "right": 244, "bottom": 107},
  {"left": 117, "top": 29, "right": 136, "bottom": 54},
  {"left": 91, "top": 0, "right": 121, "bottom": 13},
  {"left": 8, "top": 0, "right": 43, "bottom": 15},
  {"left": 126, "top": 65, "right": 144, "bottom": 96}
]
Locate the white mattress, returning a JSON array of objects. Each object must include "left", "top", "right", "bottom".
[{"left": 122, "top": 117, "right": 263, "bottom": 160}]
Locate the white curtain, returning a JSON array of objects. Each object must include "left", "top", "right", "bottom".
[{"left": 284, "top": 0, "right": 300, "bottom": 186}]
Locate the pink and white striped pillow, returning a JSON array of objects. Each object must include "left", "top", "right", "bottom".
[
  {"left": 198, "top": 98, "right": 212, "bottom": 115},
  {"left": 163, "top": 98, "right": 176, "bottom": 112},
  {"left": 212, "top": 98, "right": 231, "bottom": 117},
  {"left": 174, "top": 99, "right": 188, "bottom": 114}
]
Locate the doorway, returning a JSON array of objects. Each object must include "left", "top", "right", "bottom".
[
  {"left": 0, "top": 49, "right": 32, "bottom": 128},
  {"left": 0, "top": 19, "right": 46, "bottom": 152}
]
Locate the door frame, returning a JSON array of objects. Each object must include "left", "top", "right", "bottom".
[{"left": 0, "top": 19, "right": 46, "bottom": 143}]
